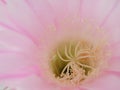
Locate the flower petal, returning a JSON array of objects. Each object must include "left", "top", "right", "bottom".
[
  {"left": 2, "top": 74, "right": 120, "bottom": 90},
  {"left": 108, "top": 56, "right": 120, "bottom": 73},
  {"left": 47, "top": 0, "right": 68, "bottom": 18},
  {"left": 107, "top": 42, "right": 120, "bottom": 72},
  {"left": 0, "top": 26, "right": 37, "bottom": 54},
  {"left": 81, "top": 0, "right": 119, "bottom": 25},
  {"left": 102, "top": 1, "right": 120, "bottom": 43},
  {"left": 66, "top": 0, "right": 82, "bottom": 16},
  {"left": 0, "top": 75, "right": 88, "bottom": 90},
  {"left": 85, "top": 73, "right": 120, "bottom": 90},
  {"left": 25, "top": 0, "right": 56, "bottom": 28},
  {"left": 0, "top": 52, "right": 41, "bottom": 79},
  {"left": 0, "top": 0, "right": 44, "bottom": 43},
  {"left": 0, "top": 75, "right": 45, "bottom": 90}
]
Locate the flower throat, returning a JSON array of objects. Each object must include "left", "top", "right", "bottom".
[{"left": 50, "top": 40, "right": 103, "bottom": 85}]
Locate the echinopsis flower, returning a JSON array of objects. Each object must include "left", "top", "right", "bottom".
[{"left": 0, "top": 0, "right": 120, "bottom": 90}]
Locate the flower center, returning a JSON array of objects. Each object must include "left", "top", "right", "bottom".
[{"left": 50, "top": 40, "right": 104, "bottom": 85}]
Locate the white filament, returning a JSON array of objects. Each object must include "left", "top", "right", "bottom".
[
  {"left": 55, "top": 41, "right": 97, "bottom": 85},
  {"left": 57, "top": 49, "right": 71, "bottom": 62},
  {"left": 65, "top": 45, "right": 73, "bottom": 60},
  {"left": 68, "top": 42, "right": 74, "bottom": 58},
  {"left": 75, "top": 42, "right": 80, "bottom": 57}
]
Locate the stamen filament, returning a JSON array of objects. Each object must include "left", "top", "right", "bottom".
[
  {"left": 69, "top": 42, "right": 74, "bottom": 57},
  {"left": 76, "top": 62, "right": 94, "bottom": 70},
  {"left": 76, "top": 50, "right": 90, "bottom": 57},
  {"left": 50, "top": 40, "right": 103, "bottom": 85},
  {"left": 76, "top": 55, "right": 95, "bottom": 60},
  {"left": 75, "top": 42, "right": 80, "bottom": 57},
  {"left": 65, "top": 45, "right": 72, "bottom": 60},
  {"left": 57, "top": 49, "right": 71, "bottom": 62},
  {"left": 60, "top": 62, "right": 71, "bottom": 77}
]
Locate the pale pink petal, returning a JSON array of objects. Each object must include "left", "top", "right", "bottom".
[
  {"left": 66, "top": 0, "right": 82, "bottom": 16},
  {"left": 109, "top": 42, "right": 120, "bottom": 57},
  {"left": 106, "top": 42, "right": 120, "bottom": 73},
  {"left": 0, "top": 0, "right": 44, "bottom": 43},
  {"left": 84, "top": 73, "right": 120, "bottom": 90},
  {"left": 0, "top": 52, "right": 41, "bottom": 79},
  {"left": 0, "top": 0, "right": 6, "bottom": 4},
  {"left": 81, "top": 0, "right": 119, "bottom": 25},
  {"left": 25, "top": 0, "right": 56, "bottom": 29},
  {"left": 0, "top": 26, "right": 37, "bottom": 54},
  {"left": 80, "top": 0, "right": 98, "bottom": 19},
  {"left": 0, "top": 75, "right": 45, "bottom": 90},
  {"left": 47, "top": 0, "right": 68, "bottom": 18},
  {"left": 47, "top": 0, "right": 82, "bottom": 19},
  {"left": 0, "top": 75, "right": 88, "bottom": 90},
  {"left": 102, "top": 1, "right": 120, "bottom": 43},
  {"left": 0, "top": 28, "right": 40, "bottom": 78},
  {"left": 108, "top": 56, "right": 120, "bottom": 72},
  {"left": 2, "top": 74, "right": 120, "bottom": 90}
]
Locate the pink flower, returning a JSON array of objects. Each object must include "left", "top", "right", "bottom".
[{"left": 0, "top": 0, "right": 120, "bottom": 90}]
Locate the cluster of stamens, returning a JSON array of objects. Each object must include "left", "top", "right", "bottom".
[{"left": 50, "top": 40, "right": 100, "bottom": 85}]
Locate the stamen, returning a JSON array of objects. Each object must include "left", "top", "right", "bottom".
[
  {"left": 50, "top": 39, "right": 105, "bottom": 86},
  {"left": 75, "top": 42, "right": 80, "bottom": 57},
  {"left": 76, "top": 62, "right": 95, "bottom": 70},
  {"left": 76, "top": 55, "right": 95, "bottom": 60},
  {"left": 57, "top": 49, "right": 71, "bottom": 62},
  {"left": 76, "top": 49, "right": 90, "bottom": 57},
  {"left": 65, "top": 45, "right": 72, "bottom": 60},
  {"left": 66, "top": 63, "right": 70, "bottom": 76},
  {"left": 60, "top": 62, "right": 71, "bottom": 77},
  {"left": 68, "top": 42, "right": 74, "bottom": 58},
  {"left": 76, "top": 50, "right": 90, "bottom": 57}
]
